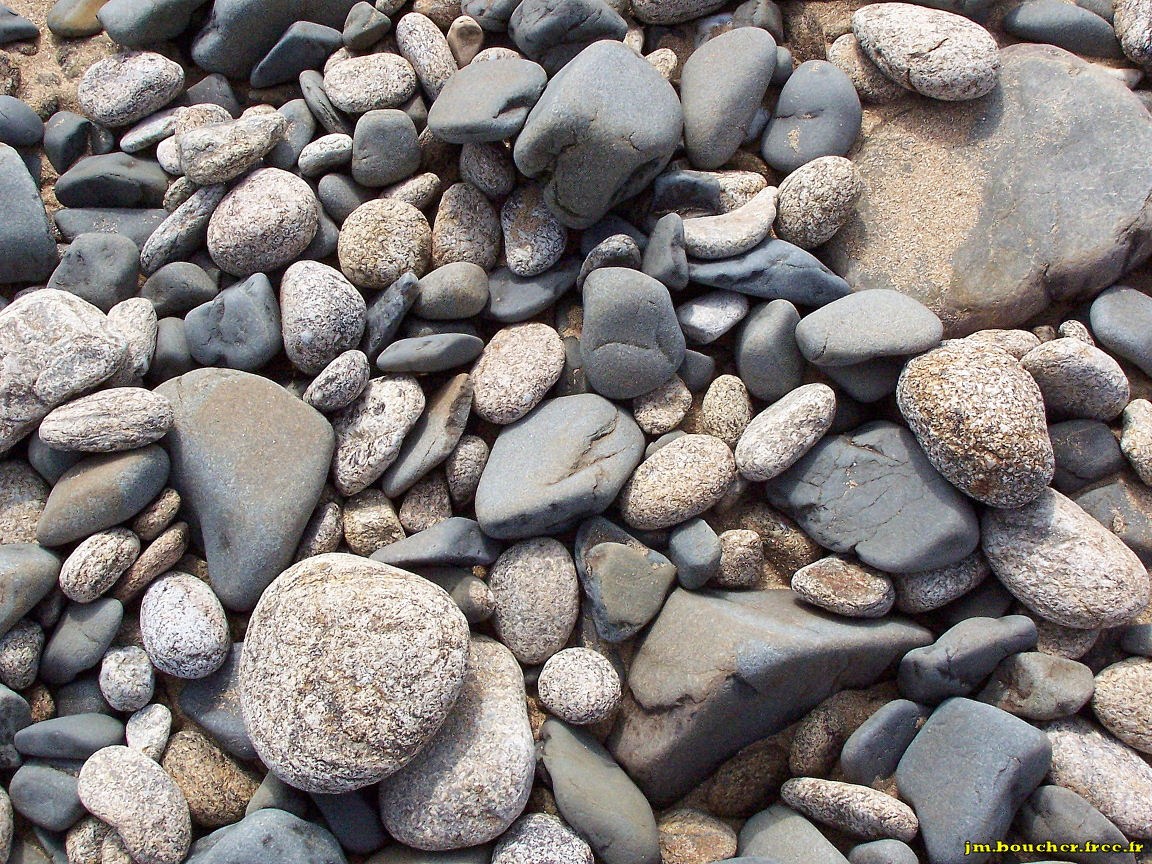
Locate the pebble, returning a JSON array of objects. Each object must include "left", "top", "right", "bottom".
[
  {"left": 1045, "top": 716, "right": 1152, "bottom": 838},
  {"left": 177, "top": 113, "right": 286, "bottom": 186},
  {"left": 184, "top": 808, "right": 343, "bottom": 864},
  {"left": 78, "top": 745, "right": 191, "bottom": 864},
  {"left": 1006, "top": 0, "right": 1123, "bottom": 57},
  {"left": 140, "top": 572, "right": 229, "bottom": 679},
  {"left": 852, "top": 3, "right": 1001, "bottom": 101},
  {"left": 414, "top": 262, "right": 489, "bottom": 319},
  {"left": 207, "top": 168, "right": 319, "bottom": 276},
  {"left": 239, "top": 554, "right": 469, "bottom": 793},
  {"left": 47, "top": 233, "right": 140, "bottom": 313},
  {"left": 396, "top": 12, "right": 458, "bottom": 99},
  {"left": 493, "top": 812, "right": 594, "bottom": 864},
  {"left": 1016, "top": 785, "right": 1131, "bottom": 864},
  {"left": 447, "top": 15, "right": 484, "bottom": 65},
  {"left": 735, "top": 384, "right": 836, "bottom": 482},
  {"left": 977, "top": 650, "right": 1094, "bottom": 721},
  {"left": 900, "top": 615, "right": 1037, "bottom": 704},
  {"left": 445, "top": 434, "right": 488, "bottom": 508},
  {"left": 0, "top": 545, "right": 60, "bottom": 636},
  {"left": 331, "top": 375, "right": 425, "bottom": 495},
  {"left": 432, "top": 182, "right": 501, "bottom": 270},
  {"left": 0, "top": 621, "right": 42, "bottom": 691},
  {"left": 1090, "top": 285, "right": 1152, "bottom": 376},
  {"left": 1091, "top": 657, "right": 1152, "bottom": 753},
  {"left": 739, "top": 804, "right": 852, "bottom": 864},
  {"left": 711, "top": 528, "right": 760, "bottom": 589},
  {"left": 0, "top": 461, "right": 47, "bottom": 546},
  {"left": 98, "top": 646, "right": 154, "bottom": 712},
  {"left": 827, "top": 34, "right": 905, "bottom": 104},
  {"left": 353, "top": 109, "right": 420, "bottom": 187},
  {"left": 40, "top": 389, "right": 172, "bottom": 454},
  {"left": 344, "top": 2, "right": 391, "bottom": 50},
  {"left": 509, "top": 0, "right": 627, "bottom": 75},
  {"left": 471, "top": 323, "right": 565, "bottom": 424},
  {"left": 538, "top": 647, "right": 622, "bottom": 725},
  {"left": 322, "top": 53, "right": 418, "bottom": 113},
  {"left": 9, "top": 763, "right": 83, "bottom": 832},
  {"left": 429, "top": 58, "right": 546, "bottom": 143},
  {"left": 1049, "top": 418, "right": 1125, "bottom": 493},
  {"left": 775, "top": 156, "right": 862, "bottom": 250},
  {"left": 280, "top": 261, "right": 366, "bottom": 375},
  {"left": 761, "top": 60, "right": 861, "bottom": 174},
  {"left": 185, "top": 273, "right": 282, "bottom": 372},
  {"left": 1120, "top": 398, "right": 1152, "bottom": 486},
  {"left": 338, "top": 198, "right": 432, "bottom": 289},
  {"left": 125, "top": 703, "right": 171, "bottom": 761},
  {"left": 633, "top": 377, "right": 693, "bottom": 436},
  {"left": 113, "top": 520, "right": 187, "bottom": 602},
  {"left": 891, "top": 553, "right": 989, "bottom": 614},
  {"left": 378, "top": 637, "right": 533, "bottom": 848},
  {"left": 688, "top": 238, "right": 851, "bottom": 307},
  {"left": 58, "top": 528, "right": 140, "bottom": 603},
  {"left": 77, "top": 52, "right": 185, "bottom": 128},
  {"left": 780, "top": 777, "right": 917, "bottom": 842},
  {"left": 982, "top": 488, "right": 1150, "bottom": 629},
  {"left": 161, "top": 729, "right": 257, "bottom": 828},
  {"left": 897, "top": 339, "right": 1054, "bottom": 508},
  {"left": 618, "top": 434, "right": 736, "bottom": 531},
  {"left": 792, "top": 556, "right": 895, "bottom": 619},
  {"left": 40, "top": 598, "right": 121, "bottom": 685},
  {"left": 298, "top": 133, "right": 353, "bottom": 177},
  {"left": 840, "top": 698, "right": 930, "bottom": 786},
  {"left": 341, "top": 489, "right": 404, "bottom": 557},
  {"left": 676, "top": 291, "right": 748, "bottom": 345},
  {"left": 502, "top": 184, "right": 568, "bottom": 277},
  {"left": 0, "top": 4, "right": 37, "bottom": 40},
  {"left": 486, "top": 538, "right": 577, "bottom": 665},
  {"left": 657, "top": 809, "right": 736, "bottom": 864},
  {"left": 1020, "top": 337, "right": 1129, "bottom": 420},
  {"left": 398, "top": 472, "right": 451, "bottom": 532},
  {"left": 140, "top": 185, "right": 227, "bottom": 276}
]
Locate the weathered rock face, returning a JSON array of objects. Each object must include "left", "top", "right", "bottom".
[
  {"left": 824, "top": 44, "right": 1152, "bottom": 336},
  {"left": 608, "top": 589, "right": 931, "bottom": 805}
]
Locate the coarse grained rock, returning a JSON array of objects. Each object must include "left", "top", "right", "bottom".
[
  {"left": 824, "top": 44, "right": 1152, "bottom": 336},
  {"left": 0, "top": 291, "right": 127, "bottom": 455},
  {"left": 608, "top": 588, "right": 931, "bottom": 805},
  {"left": 239, "top": 554, "right": 469, "bottom": 794},
  {"left": 155, "top": 369, "right": 334, "bottom": 612}
]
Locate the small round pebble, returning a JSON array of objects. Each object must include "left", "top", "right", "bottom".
[
  {"left": 323, "top": 53, "right": 419, "bottom": 113},
  {"left": 303, "top": 350, "right": 372, "bottom": 412},
  {"left": 537, "top": 647, "right": 622, "bottom": 725},
  {"left": 98, "top": 646, "right": 154, "bottom": 712},
  {"left": 791, "top": 556, "right": 895, "bottom": 618},
  {"left": 1092, "top": 657, "right": 1152, "bottom": 753},
  {"left": 58, "top": 527, "right": 140, "bottom": 603},
  {"left": 342, "top": 488, "right": 405, "bottom": 556},
  {"left": 714, "top": 528, "right": 764, "bottom": 589},
  {"left": 139, "top": 572, "right": 230, "bottom": 680},
  {"left": 338, "top": 198, "right": 432, "bottom": 289},
  {"left": 280, "top": 261, "right": 367, "bottom": 375},
  {"left": 445, "top": 434, "right": 489, "bottom": 507},
  {"left": 1120, "top": 398, "right": 1152, "bottom": 485},
  {"left": 126, "top": 703, "right": 171, "bottom": 761},
  {"left": 1020, "top": 337, "right": 1129, "bottom": 421},
  {"left": 633, "top": 376, "right": 693, "bottom": 436},
  {"left": 700, "top": 375, "right": 754, "bottom": 448},
  {"left": 489, "top": 537, "right": 579, "bottom": 665},
  {"left": 161, "top": 729, "right": 258, "bottom": 828},
  {"left": 431, "top": 182, "right": 502, "bottom": 270},
  {"left": 891, "top": 553, "right": 989, "bottom": 614},
  {"left": 39, "top": 389, "right": 173, "bottom": 453},
  {"left": 77, "top": 52, "right": 185, "bottom": 128},
  {"left": 735, "top": 383, "right": 836, "bottom": 482},
  {"left": 676, "top": 291, "right": 749, "bottom": 345},
  {"left": 492, "top": 813, "right": 594, "bottom": 864},
  {"left": 618, "top": 434, "right": 737, "bottom": 530},
  {"left": 775, "top": 156, "right": 862, "bottom": 250},
  {"left": 0, "top": 620, "right": 43, "bottom": 690},
  {"left": 207, "top": 168, "right": 319, "bottom": 276},
  {"left": 471, "top": 323, "right": 565, "bottom": 424},
  {"left": 657, "top": 808, "right": 738, "bottom": 864},
  {"left": 502, "top": 184, "right": 567, "bottom": 277}
]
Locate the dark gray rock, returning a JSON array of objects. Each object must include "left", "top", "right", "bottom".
[
  {"left": 0, "top": 683, "right": 29, "bottom": 768},
  {"left": 848, "top": 840, "right": 917, "bottom": 864},
  {"left": 42, "top": 112, "right": 92, "bottom": 174},
  {"left": 47, "top": 233, "right": 140, "bottom": 312},
  {"left": 0, "top": 97, "right": 43, "bottom": 147},
  {"left": 97, "top": 0, "right": 209, "bottom": 47},
  {"left": 474, "top": 394, "right": 645, "bottom": 539},
  {"left": 581, "top": 267, "right": 685, "bottom": 400},
  {"left": 154, "top": 369, "right": 334, "bottom": 611},
  {"left": 352, "top": 109, "right": 420, "bottom": 187},
  {"left": 186, "top": 74, "right": 242, "bottom": 118},
  {"left": 1075, "top": 474, "right": 1152, "bottom": 565},
  {"left": 0, "top": 144, "right": 57, "bottom": 284},
  {"left": 839, "top": 699, "right": 931, "bottom": 786},
  {"left": 898, "top": 615, "right": 1038, "bottom": 703},
  {"left": 381, "top": 374, "right": 472, "bottom": 497},
  {"left": 415, "top": 262, "right": 489, "bottom": 320},
  {"left": 666, "top": 517, "right": 721, "bottom": 590},
  {"left": 0, "top": 4, "right": 37, "bottom": 42},
  {"left": 896, "top": 697, "right": 1052, "bottom": 864},
  {"left": 312, "top": 791, "right": 387, "bottom": 855},
  {"left": 266, "top": 99, "right": 318, "bottom": 170},
  {"left": 761, "top": 60, "right": 861, "bottom": 173},
  {"left": 250, "top": 22, "right": 343, "bottom": 89},
  {"left": 185, "top": 807, "right": 347, "bottom": 864},
  {"left": 738, "top": 805, "right": 849, "bottom": 864},
  {"left": 508, "top": 0, "right": 628, "bottom": 75},
  {"left": 0, "top": 545, "right": 61, "bottom": 636},
  {"left": 765, "top": 421, "right": 980, "bottom": 574},
  {"left": 371, "top": 517, "right": 501, "bottom": 567},
  {"left": 149, "top": 316, "right": 196, "bottom": 384},
  {"left": 428, "top": 58, "right": 547, "bottom": 143},
  {"left": 825, "top": 44, "right": 1152, "bottom": 336},
  {"left": 1004, "top": 0, "right": 1122, "bottom": 58},
  {"left": 54, "top": 208, "right": 166, "bottom": 250},
  {"left": 362, "top": 272, "right": 420, "bottom": 357},
  {"left": 677, "top": 349, "right": 714, "bottom": 392},
  {"left": 641, "top": 213, "right": 688, "bottom": 291},
  {"left": 688, "top": 238, "right": 852, "bottom": 306},
  {"left": 55, "top": 153, "right": 167, "bottom": 209},
  {"left": 317, "top": 173, "right": 374, "bottom": 224},
  {"left": 37, "top": 447, "right": 169, "bottom": 547},
  {"left": 374, "top": 333, "right": 484, "bottom": 373},
  {"left": 463, "top": 0, "right": 521, "bottom": 29},
  {"left": 735, "top": 299, "right": 804, "bottom": 402},
  {"left": 39, "top": 599, "right": 123, "bottom": 685},
  {"left": 14, "top": 714, "right": 123, "bottom": 760},
  {"left": 513, "top": 41, "right": 682, "bottom": 228},
  {"left": 1016, "top": 785, "right": 1132, "bottom": 864},
  {"left": 142, "top": 262, "right": 219, "bottom": 318},
  {"left": 9, "top": 763, "right": 84, "bottom": 832},
  {"left": 795, "top": 289, "right": 943, "bottom": 367},
  {"left": 608, "top": 588, "right": 931, "bottom": 804},
  {"left": 52, "top": 677, "right": 113, "bottom": 717},
  {"left": 343, "top": 2, "right": 390, "bottom": 50},
  {"left": 191, "top": 0, "right": 360, "bottom": 79},
  {"left": 1049, "top": 419, "right": 1125, "bottom": 494},
  {"left": 540, "top": 719, "right": 660, "bottom": 864},
  {"left": 299, "top": 70, "right": 352, "bottom": 137},
  {"left": 681, "top": 27, "right": 776, "bottom": 170},
  {"left": 177, "top": 643, "right": 256, "bottom": 760},
  {"left": 185, "top": 273, "right": 283, "bottom": 372},
  {"left": 486, "top": 259, "right": 579, "bottom": 323},
  {"left": 1090, "top": 285, "right": 1152, "bottom": 377}
]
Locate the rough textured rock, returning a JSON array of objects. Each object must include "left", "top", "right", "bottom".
[
  {"left": 39, "top": 389, "right": 172, "bottom": 453},
  {"left": 824, "top": 44, "right": 1152, "bottom": 336},
  {"left": 155, "top": 369, "right": 334, "bottom": 611},
  {"left": 617, "top": 434, "right": 736, "bottom": 531},
  {"left": 0, "top": 462, "right": 49, "bottom": 545},
  {"left": 378, "top": 638, "right": 533, "bottom": 849},
  {"left": 239, "top": 554, "right": 469, "bottom": 793},
  {"left": 206, "top": 168, "right": 319, "bottom": 276},
  {"left": 140, "top": 572, "right": 230, "bottom": 679},
  {"left": 488, "top": 537, "right": 580, "bottom": 665},
  {"left": 609, "top": 589, "right": 930, "bottom": 804},
  {"left": 1092, "top": 657, "right": 1152, "bottom": 753},
  {"left": 331, "top": 375, "right": 425, "bottom": 496}
]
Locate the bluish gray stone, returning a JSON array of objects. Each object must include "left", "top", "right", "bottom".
[
  {"left": 0, "top": 96, "right": 43, "bottom": 147},
  {"left": 840, "top": 699, "right": 931, "bottom": 786},
  {"left": 352, "top": 109, "right": 420, "bottom": 187},
  {"left": 37, "top": 447, "right": 170, "bottom": 547},
  {"left": 486, "top": 259, "right": 579, "bottom": 323},
  {"left": 761, "top": 60, "right": 861, "bottom": 173},
  {"left": 508, "top": 0, "right": 628, "bottom": 75},
  {"left": 1090, "top": 285, "right": 1152, "bottom": 377},
  {"left": 1004, "top": 0, "right": 1122, "bottom": 58},
  {"left": 343, "top": 2, "right": 390, "bottom": 50},
  {"left": 415, "top": 262, "right": 489, "bottom": 320},
  {"left": 766, "top": 421, "right": 980, "bottom": 573},
  {"left": 312, "top": 790, "right": 387, "bottom": 856},
  {"left": 688, "top": 238, "right": 852, "bottom": 306},
  {"left": 609, "top": 588, "right": 931, "bottom": 804},
  {"left": 374, "top": 333, "right": 485, "bottom": 373},
  {"left": 55, "top": 153, "right": 167, "bottom": 209},
  {"left": 848, "top": 840, "right": 918, "bottom": 864},
  {"left": 0, "top": 545, "right": 61, "bottom": 636},
  {"left": 1049, "top": 419, "right": 1125, "bottom": 494},
  {"left": 371, "top": 517, "right": 501, "bottom": 568},
  {"left": 1016, "top": 785, "right": 1132, "bottom": 864},
  {"left": 0, "top": 683, "right": 31, "bottom": 768},
  {"left": 177, "top": 643, "right": 256, "bottom": 760},
  {"left": 428, "top": 58, "right": 547, "bottom": 143},
  {"left": 641, "top": 213, "right": 688, "bottom": 291},
  {"left": 1074, "top": 475, "right": 1152, "bottom": 566},
  {"left": 266, "top": 99, "right": 318, "bottom": 170},
  {"left": 299, "top": 70, "right": 353, "bottom": 136},
  {"left": 15, "top": 714, "right": 122, "bottom": 761},
  {"left": 9, "top": 763, "right": 84, "bottom": 832},
  {"left": 0, "top": 144, "right": 57, "bottom": 284},
  {"left": 463, "top": 0, "right": 521, "bottom": 30},
  {"left": 42, "top": 111, "right": 92, "bottom": 174},
  {"left": 795, "top": 289, "right": 943, "bottom": 367},
  {"left": 250, "top": 22, "right": 343, "bottom": 89},
  {"left": 362, "top": 272, "right": 420, "bottom": 356},
  {"left": 0, "top": 5, "right": 37, "bottom": 42},
  {"left": 474, "top": 394, "right": 645, "bottom": 539},
  {"left": 735, "top": 299, "right": 804, "bottom": 402},
  {"left": 185, "top": 807, "right": 347, "bottom": 864},
  {"left": 142, "top": 262, "right": 219, "bottom": 318},
  {"left": 54, "top": 208, "right": 166, "bottom": 250},
  {"left": 738, "top": 805, "right": 849, "bottom": 864},
  {"left": 39, "top": 599, "right": 123, "bottom": 686},
  {"left": 97, "top": 0, "right": 209, "bottom": 46},
  {"left": 666, "top": 517, "right": 721, "bottom": 590},
  {"left": 185, "top": 273, "right": 283, "bottom": 372},
  {"left": 47, "top": 233, "right": 140, "bottom": 312}
]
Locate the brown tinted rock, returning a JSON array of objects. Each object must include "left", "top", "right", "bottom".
[{"left": 161, "top": 729, "right": 258, "bottom": 827}]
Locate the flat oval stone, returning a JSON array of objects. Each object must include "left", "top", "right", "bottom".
[
  {"left": 766, "top": 421, "right": 980, "bottom": 574},
  {"left": 140, "top": 573, "right": 230, "bottom": 680},
  {"left": 39, "top": 389, "right": 172, "bottom": 454},
  {"left": 681, "top": 27, "right": 776, "bottom": 170},
  {"left": 1092, "top": 658, "right": 1152, "bottom": 753},
  {"left": 983, "top": 487, "right": 1150, "bottom": 629},
  {"left": 14, "top": 714, "right": 123, "bottom": 760},
  {"left": 472, "top": 323, "right": 565, "bottom": 424},
  {"left": 1090, "top": 285, "right": 1152, "bottom": 377},
  {"left": 375, "top": 333, "right": 485, "bottom": 373},
  {"left": 77, "top": 52, "right": 184, "bottom": 128},
  {"left": 184, "top": 808, "right": 344, "bottom": 864},
  {"left": 239, "top": 553, "right": 469, "bottom": 793},
  {"left": 323, "top": 53, "right": 418, "bottom": 114},
  {"left": 617, "top": 434, "right": 736, "bottom": 531},
  {"left": 761, "top": 60, "right": 861, "bottom": 174},
  {"left": 1020, "top": 337, "right": 1130, "bottom": 421},
  {"left": 1004, "top": 0, "right": 1123, "bottom": 58},
  {"left": 428, "top": 58, "right": 547, "bottom": 143},
  {"left": 897, "top": 340, "right": 1054, "bottom": 508},
  {"left": 736, "top": 384, "right": 836, "bottom": 482},
  {"left": 207, "top": 168, "right": 319, "bottom": 276},
  {"left": 852, "top": 3, "right": 1001, "bottom": 101},
  {"left": 280, "top": 261, "right": 366, "bottom": 375},
  {"left": 475, "top": 394, "right": 645, "bottom": 539},
  {"left": 331, "top": 375, "right": 425, "bottom": 496},
  {"left": 796, "top": 290, "right": 943, "bottom": 367},
  {"left": 791, "top": 556, "right": 894, "bottom": 619},
  {"left": 688, "top": 238, "right": 852, "bottom": 306}
]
